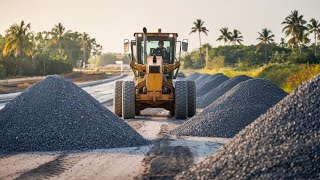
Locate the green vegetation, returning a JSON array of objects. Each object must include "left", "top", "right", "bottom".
[
  {"left": 190, "top": 19, "right": 209, "bottom": 66},
  {"left": 0, "top": 20, "right": 102, "bottom": 79},
  {"left": 185, "top": 10, "right": 320, "bottom": 93},
  {"left": 256, "top": 28, "right": 275, "bottom": 62},
  {"left": 190, "top": 63, "right": 320, "bottom": 93}
]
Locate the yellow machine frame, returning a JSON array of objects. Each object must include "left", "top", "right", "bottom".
[{"left": 127, "top": 30, "right": 182, "bottom": 113}]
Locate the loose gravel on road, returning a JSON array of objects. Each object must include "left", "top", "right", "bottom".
[
  {"left": 171, "top": 79, "right": 287, "bottom": 138},
  {"left": 196, "top": 74, "right": 229, "bottom": 97},
  {"left": 197, "top": 75, "right": 252, "bottom": 108},
  {"left": 175, "top": 74, "right": 320, "bottom": 180},
  {"left": 0, "top": 75, "right": 149, "bottom": 153}
]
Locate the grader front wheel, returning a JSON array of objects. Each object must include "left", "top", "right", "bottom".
[
  {"left": 113, "top": 81, "right": 123, "bottom": 117},
  {"left": 122, "top": 81, "right": 136, "bottom": 119}
]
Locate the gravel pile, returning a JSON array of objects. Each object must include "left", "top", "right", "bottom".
[
  {"left": 175, "top": 74, "right": 320, "bottom": 180},
  {"left": 194, "top": 74, "right": 210, "bottom": 84},
  {"left": 196, "top": 73, "right": 223, "bottom": 88},
  {"left": 196, "top": 74, "right": 229, "bottom": 97},
  {"left": 171, "top": 79, "right": 287, "bottom": 138},
  {"left": 0, "top": 75, "right": 149, "bottom": 153},
  {"left": 185, "top": 73, "right": 201, "bottom": 81},
  {"left": 197, "top": 75, "right": 252, "bottom": 108}
]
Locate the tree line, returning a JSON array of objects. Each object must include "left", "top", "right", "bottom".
[
  {"left": 186, "top": 10, "right": 320, "bottom": 69},
  {"left": 0, "top": 21, "right": 102, "bottom": 78}
]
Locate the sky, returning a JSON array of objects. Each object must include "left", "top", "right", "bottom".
[{"left": 1, "top": 0, "right": 320, "bottom": 53}]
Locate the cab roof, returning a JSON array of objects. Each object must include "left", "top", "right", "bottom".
[{"left": 133, "top": 32, "right": 178, "bottom": 37}]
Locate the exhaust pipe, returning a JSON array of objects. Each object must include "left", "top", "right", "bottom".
[{"left": 143, "top": 27, "right": 147, "bottom": 64}]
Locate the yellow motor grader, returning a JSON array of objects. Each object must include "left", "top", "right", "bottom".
[{"left": 114, "top": 28, "right": 195, "bottom": 119}]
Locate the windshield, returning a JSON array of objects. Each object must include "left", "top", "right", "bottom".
[{"left": 136, "top": 37, "right": 175, "bottom": 64}]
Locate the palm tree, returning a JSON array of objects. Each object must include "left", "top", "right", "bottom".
[
  {"left": 256, "top": 28, "right": 275, "bottom": 62},
  {"left": 49, "top": 23, "right": 72, "bottom": 59},
  {"left": 280, "top": 38, "right": 286, "bottom": 47},
  {"left": 282, "top": 10, "right": 309, "bottom": 54},
  {"left": 217, "top": 27, "right": 231, "bottom": 44},
  {"left": 3, "top": 20, "right": 33, "bottom": 75},
  {"left": 0, "top": 35, "right": 5, "bottom": 61},
  {"left": 229, "top": 29, "right": 243, "bottom": 45},
  {"left": 307, "top": 18, "right": 320, "bottom": 56},
  {"left": 190, "top": 19, "right": 209, "bottom": 65},
  {"left": 78, "top": 32, "right": 102, "bottom": 64}
]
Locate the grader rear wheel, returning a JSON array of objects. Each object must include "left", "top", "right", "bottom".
[
  {"left": 187, "top": 81, "right": 196, "bottom": 117},
  {"left": 174, "top": 81, "right": 188, "bottom": 119}
]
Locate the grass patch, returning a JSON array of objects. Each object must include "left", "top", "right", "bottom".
[{"left": 184, "top": 63, "right": 320, "bottom": 93}]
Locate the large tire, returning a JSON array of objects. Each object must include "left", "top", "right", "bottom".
[
  {"left": 122, "top": 81, "right": 136, "bottom": 119},
  {"left": 113, "top": 81, "right": 123, "bottom": 117},
  {"left": 187, "top": 81, "right": 196, "bottom": 117},
  {"left": 174, "top": 81, "right": 188, "bottom": 119}
]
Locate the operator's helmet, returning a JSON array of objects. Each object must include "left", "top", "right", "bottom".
[{"left": 158, "top": 40, "right": 164, "bottom": 45}]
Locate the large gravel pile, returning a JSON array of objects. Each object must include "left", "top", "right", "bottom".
[
  {"left": 0, "top": 75, "right": 149, "bottom": 153},
  {"left": 185, "top": 72, "right": 201, "bottom": 81},
  {"left": 171, "top": 79, "right": 287, "bottom": 138},
  {"left": 175, "top": 74, "right": 320, "bottom": 180},
  {"left": 196, "top": 73, "right": 223, "bottom": 88},
  {"left": 194, "top": 74, "right": 210, "bottom": 84},
  {"left": 197, "top": 75, "right": 252, "bottom": 108},
  {"left": 196, "top": 74, "right": 229, "bottom": 97}
]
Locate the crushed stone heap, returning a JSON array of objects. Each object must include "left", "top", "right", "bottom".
[
  {"left": 171, "top": 78, "right": 287, "bottom": 138},
  {"left": 175, "top": 74, "right": 320, "bottom": 179},
  {"left": 194, "top": 74, "right": 210, "bottom": 84},
  {"left": 197, "top": 75, "right": 252, "bottom": 108},
  {"left": 185, "top": 72, "right": 201, "bottom": 81},
  {"left": 196, "top": 74, "right": 229, "bottom": 97},
  {"left": 0, "top": 75, "right": 149, "bottom": 153}
]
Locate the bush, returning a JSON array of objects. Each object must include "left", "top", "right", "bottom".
[
  {"left": 20, "top": 59, "right": 36, "bottom": 76},
  {"left": 257, "top": 63, "right": 299, "bottom": 88},
  {"left": 287, "top": 50, "right": 316, "bottom": 64},
  {"left": 0, "top": 63, "right": 5, "bottom": 79},
  {"left": 45, "top": 60, "right": 73, "bottom": 75},
  {"left": 284, "top": 65, "right": 320, "bottom": 92},
  {"left": 207, "top": 56, "right": 225, "bottom": 69},
  {"left": 270, "top": 51, "right": 287, "bottom": 63}
]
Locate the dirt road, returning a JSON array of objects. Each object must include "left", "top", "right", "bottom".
[{"left": 0, "top": 75, "right": 230, "bottom": 180}]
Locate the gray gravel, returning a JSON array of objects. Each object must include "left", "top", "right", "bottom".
[
  {"left": 185, "top": 73, "right": 201, "bottom": 81},
  {"left": 197, "top": 75, "right": 252, "bottom": 108},
  {"left": 175, "top": 74, "right": 320, "bottom": 180},
  {"left": 171, "top": 78, "right": 287, "bottom": 138},
  {"left": 0, "top": 75, "right": 149, "bottom": 153},
  {"left": 196, "top": 73, "right": 223, "bottom": 88},
  {"left": 196, "top": 74, "right": 229, "bottom": 97},
  {"left": 194, "top": 74, "right": 210, "bottom": 84}
]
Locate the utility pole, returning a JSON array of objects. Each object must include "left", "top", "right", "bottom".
[
  {"left": 206, "top": 46, "right": 209, "bottom": 69},
  {"left": 83, "top": 48, "right": 85, "bottom": 72}
]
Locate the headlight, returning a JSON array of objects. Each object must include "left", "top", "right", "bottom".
[
  {"left": 138, "top": 34, "right": 142, "bottom": 37},
  {"left": 169, "top": 34, "right": 173, "bottom": 38}
]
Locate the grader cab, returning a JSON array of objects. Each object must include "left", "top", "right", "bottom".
[{"left": 114, "top": 28, "right": 196, "bottom": 119}]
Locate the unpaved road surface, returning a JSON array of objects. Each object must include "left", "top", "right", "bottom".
[{"left": 0, "top": 75, "right": 230, "bottom": 180}]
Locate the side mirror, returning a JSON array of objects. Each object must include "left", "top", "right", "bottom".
[
  {"left": 182, "top": 39, "right": 188, "bottom": 52},
  {"left": 124, "top": 39, "right": 130, "bottom": 52}
]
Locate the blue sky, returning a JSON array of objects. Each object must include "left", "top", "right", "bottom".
[{"left": 1, "top": 0, "right": 320, "bottom": 53}]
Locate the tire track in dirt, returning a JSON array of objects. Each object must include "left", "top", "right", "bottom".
[
  {"left": 15, "top": 153, "right": 83, "bottom": 180},
  {"left": 135, "top": 124, "right": 193, "bottom": 179}
]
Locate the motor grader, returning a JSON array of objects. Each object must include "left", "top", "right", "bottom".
[{"left": 114, "top": 28, "right": 195, "bottom": 119}]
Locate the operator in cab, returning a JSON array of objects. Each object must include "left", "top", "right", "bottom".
[{"left": 153, "top": 40, "right": 169, "bottom": 63}]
